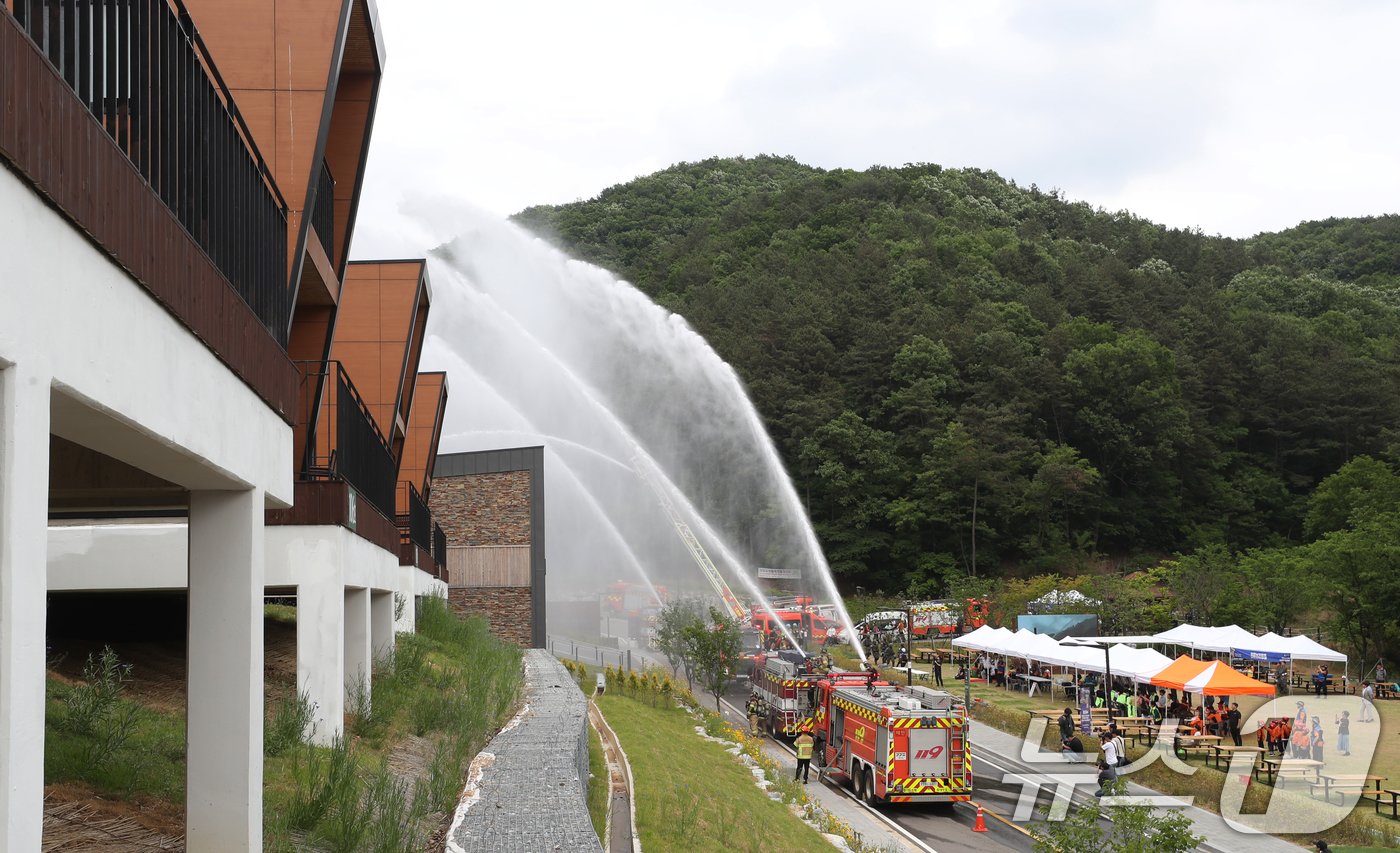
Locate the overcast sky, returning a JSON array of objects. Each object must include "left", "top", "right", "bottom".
[{"left": 351, "top": 0, "right": 1400, "bottom": 258}]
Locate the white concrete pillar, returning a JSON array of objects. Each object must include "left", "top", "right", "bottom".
[
  {"left": 370, "top": 590, "right": 394, "bottom": 663},
  {"left": 296, "top": 571, "right": 345, "bottom": 746},
  {"left": 394, "top": 566, "right": 417, "bottom": 634},
  {"left": 344, "top": 587, "right": 371, "bottom": 706},
  {"left": 0, "top": 364, "right": 50, "bottom": 851},
  {"left": 187, "top": 488, "right": 264, "bottom": 851}
]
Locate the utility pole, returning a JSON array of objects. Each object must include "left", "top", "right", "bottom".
[
  {"left": 906, "top": 603, "right": 914, "bottom": 687},
  {"left": 964, "top": 646, "right": 972, "bottom": 711}
]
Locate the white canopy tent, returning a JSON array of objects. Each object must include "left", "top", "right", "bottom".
[
  {"left": 1254, "top": 632, "right": 1347, "bottom": 663},
  {"left": 1150, "top": 624, "right": 1262, "bottom": 654},
  {"left": 951, "top": 624, "right": 1010, "bottom": 652}
]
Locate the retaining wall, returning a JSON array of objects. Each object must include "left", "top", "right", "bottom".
[{"left": 449, "top": 649, "right": 600, "bottom": 852}]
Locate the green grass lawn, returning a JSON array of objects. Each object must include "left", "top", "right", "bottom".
[
  {"left": 594, "top": 689, "right": 832, "bottom": 853},
  {"left": 586, "top": 721, "right": 608, "bottom": 844}
]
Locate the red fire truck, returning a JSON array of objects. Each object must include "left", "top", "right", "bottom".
[
  {"left": 750, "top": 652, "right": 820, "bottom": 736},
  {"left": 812, "top": 672, "right": 972, "bottom": 804}
]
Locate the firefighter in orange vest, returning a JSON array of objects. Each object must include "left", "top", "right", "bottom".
[{"left": 794, "top": 726, "right": 815, "bottom": 784}]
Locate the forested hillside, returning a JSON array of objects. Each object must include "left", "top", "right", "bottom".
[{"left": 514, "top": 156, "right": 1400, "bottom": 644}]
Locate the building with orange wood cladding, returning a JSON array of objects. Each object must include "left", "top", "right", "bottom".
[{"left": 1, "top": 0, "right": 452, "bottom": 848}]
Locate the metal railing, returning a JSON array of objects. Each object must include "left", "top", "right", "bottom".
[
  {"left": 312, "top": 159, "right": 334, "bottom": 265},
  {"left": 397, "top": 482, "right": 431, "bottom": 553},
  {"left": 432, "top": 521, "right": 447, "bottom": 571},
  {"left": 8, "top": 0, "right": 290, "bottom": 344},
  {"left": 293, "top": 361, "right": 397, "bottom": 522}
]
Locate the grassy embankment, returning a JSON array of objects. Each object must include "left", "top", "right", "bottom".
[
  {"left": 586, "top": 723, "right": 608, "bottom": 842},
  {"left": 561, "top": 661, "right": 839, "bottom": 853},
  {"left": 830, "top": 641, "right": 1400, "bottom": 850},
  {"left": 45, "top": 597, "right": 522, "bottom": 851}
]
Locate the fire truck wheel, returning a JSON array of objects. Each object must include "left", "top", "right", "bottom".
[
  {"left": 863, "top": 767, "right": 879, "bottom": 806},
  {"left": 852, "top": 763, "right": 866, "bottom": 799}
]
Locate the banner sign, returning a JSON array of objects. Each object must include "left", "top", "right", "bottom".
[
  {"left": 1232, "top": 648, "right": 1291, "bottom": 663},
  {"left": 756, "top": 567, "right": 802, "bottom": 579}
]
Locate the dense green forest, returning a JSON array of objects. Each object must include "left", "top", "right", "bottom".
[{"left": 515, "top": 156, "right": 1400, "bottom": 655}]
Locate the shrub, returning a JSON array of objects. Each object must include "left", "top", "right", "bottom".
[{"left": 265, "top": 691, "right": 316, "bottom": 757}]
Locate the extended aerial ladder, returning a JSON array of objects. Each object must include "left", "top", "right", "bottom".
[{"left": 632, "top": 454, "right": 747, "bottom": 623}]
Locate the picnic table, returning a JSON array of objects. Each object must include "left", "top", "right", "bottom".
[
  {"left": 1174, "top": 733, "right": 1222, "bottom": 759},
  {"left": 916, "top": 650, "right": 938, "bottom": 664},
  {"left": 1257, "top": 757, "right": 1323, "bottom": 787},
  {"left": 1209, "top": 744, "right": 1264, "bottom": 771},
  {"left": 1014, "top": 673, "right": 1051, "bottom": 697},
  {"left": 1115, "top": 716, "right": 1154, "bottom": 727},
  {"left": 1361, "top": 787, "right": 1400, "bottom": 817},
  {"left": 1314, "top": 774, "right": 1386, "bottom": 804}
]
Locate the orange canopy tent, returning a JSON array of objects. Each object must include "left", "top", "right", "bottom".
[
  {"left": 1180, "top": 661, "right": 1275, "bottom": 696},
  {"left": 1148, "top": 655, "right": 1213, "bottom": 691}
]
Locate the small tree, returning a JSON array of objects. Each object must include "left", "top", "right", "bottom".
[
  {"left": 686, "top": 607, "right": 743, "bottom": 712},
  {"left": 656, "top": 598, "right": 705, "bottom": 690},
  {"left": 1031, "top": 780, "right": 1203, "bottom": 853}
]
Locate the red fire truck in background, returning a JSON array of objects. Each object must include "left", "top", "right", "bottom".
[
  {"left": 812, "top": 672, "right": 972, "bottom": 804},
  {"left": 750, "top": 652, "right": 820, "bottom": 736}
]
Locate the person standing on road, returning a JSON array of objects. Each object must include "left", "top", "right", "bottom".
[
  {"left": 746, "top": 695, "right": 762, "bottom": 736},
  {"left": 1361, "top": 681, "right": 1377, "bottom": 722},
  {"left": 1336, "top": 710, "right": 1351, "bottom": 756},
  {"left": 1228, "top": 703, "right": 1243, "bottom": 747},
  {"left": 794, "top": 727, "right": 815, "bottom": 784},
  {"left": 1310, "top": 716, "right": 1325, "bottom": 763}
]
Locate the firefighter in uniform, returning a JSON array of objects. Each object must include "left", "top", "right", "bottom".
[
  {"left": 746, "top": 695, "right": 762, "bottom": 736},
  {"left": 794, "top": 726, "right": 815, "bottom": 783}
]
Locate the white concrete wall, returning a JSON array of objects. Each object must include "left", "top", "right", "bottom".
[
  {"left": 49, "top": 523, "right": 190, "bottom": 591},
  {"left": 2, "top": 159, "right": 294, "bottom": 849},
  {"left": 0, "top": 166, "right": 293, "bottom": 506}
]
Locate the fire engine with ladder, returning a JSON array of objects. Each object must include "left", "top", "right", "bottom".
[
  {"left": 813, "top": 672, "right": 972, "bottom": 804},
  {"left": 750, "top": 651, "right": 819, "bottom": 736}
]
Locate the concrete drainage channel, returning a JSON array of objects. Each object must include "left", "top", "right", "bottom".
[{"left": 589, "top": 699, "right": 640, "bottom": 853}]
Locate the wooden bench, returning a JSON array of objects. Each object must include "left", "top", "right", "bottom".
[{"left": 1360, "top": 789, "right": 1400, "bottom": 818}]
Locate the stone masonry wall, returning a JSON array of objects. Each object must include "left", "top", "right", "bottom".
[
  {"left": 430, "top": 471, "right": 530, "bottom": 546},
  {"left": 448, "top": 650, "right": 600, "bottom": 853},
  {"left": 449, "top": 587, "right": 532, "bottom": 648}
]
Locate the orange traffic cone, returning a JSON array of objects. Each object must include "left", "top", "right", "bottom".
[{"left": 973, "top": 803, "right": 988, "bottom": 832}]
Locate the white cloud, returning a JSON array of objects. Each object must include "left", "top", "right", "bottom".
[{"left": 351, "top": 0, "right": 1400, "bottom": 259}]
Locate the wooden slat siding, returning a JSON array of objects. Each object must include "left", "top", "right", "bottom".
[
  {"left": 0, "top": 10, "right": 296, "bottom": 423},
  {"left": 447, "top": 545, "right": 530, "bottom": 588},
  {"left": 265, "top": 479, "right": 400, "bottom": 556}
]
